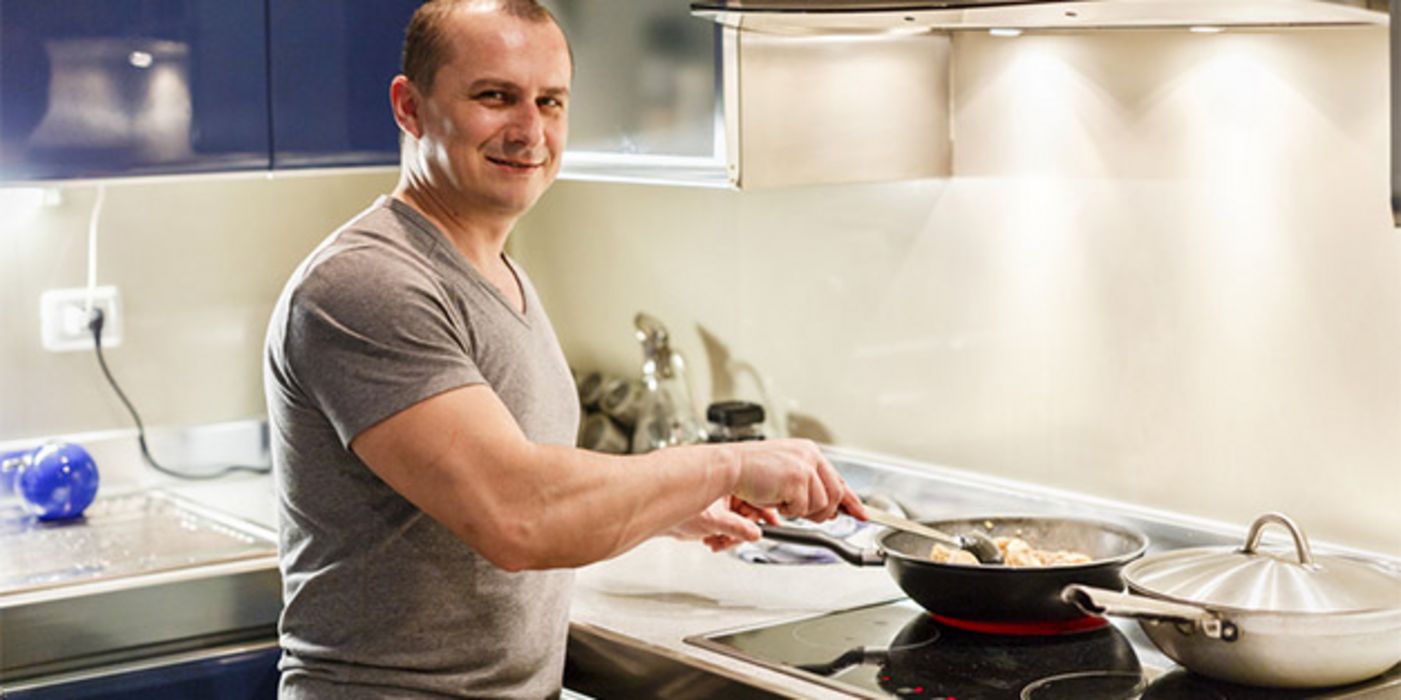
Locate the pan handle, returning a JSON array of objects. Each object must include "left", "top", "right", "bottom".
[
  {"left": 759, "top": 524, "right": 884, "bottom": 567},
  {"left": 1061, "top": 585, "right": 1239, "bottom": 641}
]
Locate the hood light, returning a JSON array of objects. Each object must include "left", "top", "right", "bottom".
[
  {"left": 1189, "top": 26, "right": 1225, "bottom": 33},
  {"left": 989, "top": 28, "right": 1024, "bottom": 37}
]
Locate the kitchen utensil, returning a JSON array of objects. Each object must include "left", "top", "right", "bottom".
[
  {"left": 1063, "top": 512, "right": 1401, "bottom": 688},
  {"left": 760, "top": 515, "right": 1148, "bottom": 624},
  {"left": 863, "top": 508, "right": 1003, "bottom": 564}
]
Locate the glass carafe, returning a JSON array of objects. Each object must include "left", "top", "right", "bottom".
[{"left": 630, "top": 313, "right": 704, "bottom": 453}]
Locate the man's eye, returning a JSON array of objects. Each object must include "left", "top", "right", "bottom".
[
  {"left": 477, "top": 91, "right": 510, "bottom": 103},
  {"left": 539, "top": 97, "right": 565, "bottom": 110}
]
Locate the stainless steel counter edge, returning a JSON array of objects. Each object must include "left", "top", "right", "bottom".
[{"left": 0, "top": 554, "right": 277, "bottom": 609}]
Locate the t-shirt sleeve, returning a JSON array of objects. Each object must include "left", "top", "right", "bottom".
[{"left": 281, "top": 250, "right": 484, "bottom": 447}]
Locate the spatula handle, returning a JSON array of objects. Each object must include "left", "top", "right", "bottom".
[{"left": 863, "top": 509, "right": 962, "bottom": 549}]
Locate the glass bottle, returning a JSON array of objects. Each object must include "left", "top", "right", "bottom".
[{"left": 631, "top": 313, "right": 704, "bottom": 453}]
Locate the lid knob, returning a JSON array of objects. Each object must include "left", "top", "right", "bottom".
[{"left": 1241, "top": 512, "right": 1314, "bottom": 566}]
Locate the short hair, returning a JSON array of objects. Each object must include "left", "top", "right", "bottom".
[{"left": 402, "top": 0, "right": 568, "bottom": 94}]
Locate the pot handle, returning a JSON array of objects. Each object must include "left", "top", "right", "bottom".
[
  {"left": 1061, "top": 585, "right": 1239, "bottom": 641},
  {"left": 1241, "top": 512, "right": 1314, "bottom": 566},
  {"left": 759, "top": 524, "right": 884, "bottom": 567}
]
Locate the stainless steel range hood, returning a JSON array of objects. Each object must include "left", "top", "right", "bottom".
[
  {"left": 695, "top": 0, "right": 1390, "bottom": 190},
  {"left": 692, "top": 0, "right": 1389, "bottom": 33}
]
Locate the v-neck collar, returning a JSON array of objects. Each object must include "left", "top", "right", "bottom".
[{"left": 381, "top": 196, "right": 530, "bottom": 326}]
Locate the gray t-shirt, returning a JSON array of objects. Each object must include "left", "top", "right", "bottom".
[{"left": 264, "top": 196, "right": 580, "bottom": 698}]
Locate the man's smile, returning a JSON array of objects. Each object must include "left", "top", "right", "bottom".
[{"left": 486, "top": 155, "right": 544, "bottom": 170}]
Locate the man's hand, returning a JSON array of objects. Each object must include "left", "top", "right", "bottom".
[
  {"left": 670, "top": 497, "right": 777, "bottom": 551},
  {"left": 727, "top": 439, "right": 867, "bottom": 523}
]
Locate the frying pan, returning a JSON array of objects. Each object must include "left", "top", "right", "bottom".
[{"left": 761, "top": 515, "right": 1149, "bottom": 623}]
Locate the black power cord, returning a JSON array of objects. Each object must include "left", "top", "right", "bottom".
[{"left": 88, "top": 307, "right": 271, "bottom": 480}]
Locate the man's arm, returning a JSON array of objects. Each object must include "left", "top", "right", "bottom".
[{"left": 351, "top": 383, "right": 864, "bottom": 572}]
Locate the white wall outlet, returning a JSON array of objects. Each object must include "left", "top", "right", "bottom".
[{"left": 39, "top": 286, "right": 122, "bottom": 352}]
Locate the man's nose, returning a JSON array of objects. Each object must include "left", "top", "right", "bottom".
[{"left": 503, "top": 103, "right": 545, "bottom": 148}]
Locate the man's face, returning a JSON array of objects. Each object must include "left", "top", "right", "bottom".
[{"left": 410, "top": 9, "right": 571, "bottom": 217}]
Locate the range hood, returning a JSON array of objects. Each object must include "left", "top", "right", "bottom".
[
  {"left": 694, "top": 0, "right": 1392, "bottom": 191},
  {"left": 692, "top": 0, "right": 1389, "bottom": 32}
]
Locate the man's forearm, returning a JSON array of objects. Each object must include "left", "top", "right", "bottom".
[
  {"left": 441, "top": 440, "right": 742, "bottom": 572},
  {"left": 497, "top": 443, "right": 741, "bottom": 569}
]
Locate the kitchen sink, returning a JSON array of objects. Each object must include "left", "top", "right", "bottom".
[{"left": 0, "top": 490, "right": 280, "bottom": 683}]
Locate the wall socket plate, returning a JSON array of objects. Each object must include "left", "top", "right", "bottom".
[{"left": 39, "top": 286, "right": 122, "bottom": 352}]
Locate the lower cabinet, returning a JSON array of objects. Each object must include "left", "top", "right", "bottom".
[{"left": 7, "top": 642, "right": 279, "bottom": 700}]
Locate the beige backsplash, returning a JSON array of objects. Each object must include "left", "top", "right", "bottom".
[
  {"left": 1, "top": 29, "right": 1396, "bottom": 555},
  {"left": 0, "top": 170, "right": 399, "bottom": 441},
  {"left": 511, "top": 29, "right": 1400, "bottom": 554}
]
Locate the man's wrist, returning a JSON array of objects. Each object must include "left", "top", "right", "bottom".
[{"left": 712, "top": 443, "right": 742, "bottom": 496}]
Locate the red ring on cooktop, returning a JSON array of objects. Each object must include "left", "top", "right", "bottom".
[{"left": 930, "top": 613, "right": 1109, "bottom": 636}]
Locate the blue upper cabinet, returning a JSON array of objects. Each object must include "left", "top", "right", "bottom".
[
  {"left": 267, "top": 0, "right": 419, "bottom": 169},
  {"left": 0, "top": 0, "right": 270, "bottom": 182}
]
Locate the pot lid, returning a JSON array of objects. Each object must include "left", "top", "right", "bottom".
[{"left": 1124, "top": 513, "right": 1401, "bottom": 614}]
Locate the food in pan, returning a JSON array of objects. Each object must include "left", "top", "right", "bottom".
[
  {"left": 929, "top": 537, "right": 1092, "bottom": 567},
  {"left": 927, "top": 544, "right": 980, "bottom": 565}
]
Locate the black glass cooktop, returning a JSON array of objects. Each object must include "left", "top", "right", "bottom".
[{"left": 685, "top": 599, "right": 1401, "bottom": 700}]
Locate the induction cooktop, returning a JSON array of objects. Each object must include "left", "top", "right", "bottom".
[{"left": 686, "top": 599, "right": 1401, "bottom": 700}]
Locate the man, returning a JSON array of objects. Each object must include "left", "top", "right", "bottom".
[{"left": 264, "top": 1, "right": 866, "bottom": 697}]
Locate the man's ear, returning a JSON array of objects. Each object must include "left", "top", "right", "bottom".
[{"left": 390, "top": 75, "right": 423, "bottom": 139}]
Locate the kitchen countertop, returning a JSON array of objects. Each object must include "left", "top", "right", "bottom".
[
  {"left": 562, "top": 446, "right": 1195, "bottom": 699},
  {"left": 24, "top": 422, "right": 1397, "bottom": 697},
  {"left": 566, "top": 446, "right": 1401, "bottom": 698},
  {"left": 571, "top": 537, "right": 905, "bottom": 699}
]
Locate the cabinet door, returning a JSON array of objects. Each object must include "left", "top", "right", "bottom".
[
  {"left": 547, "top": 0, "right": 719, "bottom": 158},
  {"left": 267, "top": 0, "right": 419, "bottom": 169},
  {"left": 0, "top": 0, "right": 270, "bottom": 181},
  {"left": 542, "top": 0, "right": 727, "bottom": 185}
]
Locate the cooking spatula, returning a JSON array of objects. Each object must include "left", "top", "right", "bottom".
[{"left": 864, "top": 509, "right": 1004, "bottom": 565}]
